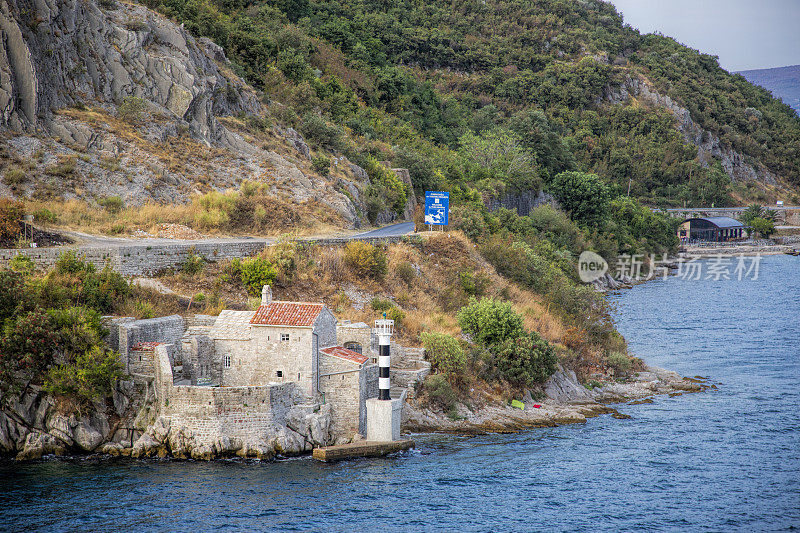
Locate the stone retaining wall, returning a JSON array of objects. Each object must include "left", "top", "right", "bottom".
[
  {"left": 153, "top": 344, "right": 300, "bottom": 442},
  {"left": 0, "top": 235, "right": 410, "bottom": 276}
]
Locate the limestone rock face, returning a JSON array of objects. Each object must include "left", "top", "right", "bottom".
[
  {"left": 544, "top": 366, "right": 595, "bottom": 404},
  {"left": 604, "top": 76, "right": 779, "bottom": 186},
  {"left": 0, "top": 0, "right": 258, "bottom": 145},
  {"left": 0, "top": 0, "right": 371, "bottom": 227}
]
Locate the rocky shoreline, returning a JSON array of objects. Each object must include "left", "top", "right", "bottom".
[
  {"left": 0, "top": 363, "right": 708, "bottom": 461},
  {"left": 403, "top": 365, "right": 708, "bottom": 434}
]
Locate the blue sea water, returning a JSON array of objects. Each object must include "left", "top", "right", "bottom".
[{"left": 1, "top": 255, "right": 798, "bottom": 532}]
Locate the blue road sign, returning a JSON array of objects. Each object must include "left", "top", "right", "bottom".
[{"left": 424, "top": 191, "right": 449, "bottom": 225}]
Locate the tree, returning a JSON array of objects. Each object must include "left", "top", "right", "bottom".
[
  {"left": 456, "top": 297, "right": 524, "bottom": 346},
  {"left": 486, "top": 332, "right": 557, "bottom": 387},
  {"left": 420, "top": 332, "right": 466, "bottom": 375},
  {"left": 458, "top": 128, "right": 541, "bottom": 192},
  {"left": 749, "top": 217, "right": 775, "bottom": 239},
  {"left": 740, "top": 204, "right": 777, "bottom": 227},
  {"left": 549, "top": 171, "right": 611, "bottom": 228}
]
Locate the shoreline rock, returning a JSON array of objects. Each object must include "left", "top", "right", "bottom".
[{"left": 402, "top": 365, "right": 707, "bottom": 435}]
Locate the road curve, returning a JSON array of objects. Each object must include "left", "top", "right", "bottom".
[{"left": 350, "top": 222, "right": 415, "bottom": 238}]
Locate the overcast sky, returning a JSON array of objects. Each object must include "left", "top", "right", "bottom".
[{"left": 607, "top": 0, "right": 800, "bottom": 72}]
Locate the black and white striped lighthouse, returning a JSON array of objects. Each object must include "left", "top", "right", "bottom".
[{"left": 375, "top": 318, "right": 394, "bottom": 400}]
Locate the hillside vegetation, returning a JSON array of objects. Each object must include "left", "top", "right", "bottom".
[{"left": 140, "top": 0, "right": 800, "bottom": 208}]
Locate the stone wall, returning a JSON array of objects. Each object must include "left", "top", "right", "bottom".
[
  {"left": 115, "top": 315, "right": 185, "bottom": 374},
  {"left": 319, "top": 355, "right": 362, "bottom": 437},
  {"left": 337, "top": 322, "right": 376, "bottom": 360},
  {"left": 484, "top": 189, "right": 556, "bottom": 216},
  {"left": 0, "top": 235, "right": 409, "bottom": 277},
  {"left": 153, "top": 343, "right": 301, "bottom": 442},
  {"left": 362, "top": 364, "right": 379, "bottom": 434},
  {"left": 241, "top": 326, "right": 315, "bottom": 395},
  {"left": 314, "top": 308, "right": 338, "bottom": 349}
]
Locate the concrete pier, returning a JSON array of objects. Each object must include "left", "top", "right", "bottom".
[{"left": 312, "top": 440, "right": 415, "bottom": 462}]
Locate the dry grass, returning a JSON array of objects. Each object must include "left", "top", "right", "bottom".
[
  {"left": 25, "top": 191, "right": 343, "bottom": 237},
  {"left": 154, "top": 232, "right": 574, "bottom": 350}
]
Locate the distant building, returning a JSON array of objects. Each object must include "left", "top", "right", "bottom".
[{"left": 678, "top": 217, "right": 745, "bottom": 243}]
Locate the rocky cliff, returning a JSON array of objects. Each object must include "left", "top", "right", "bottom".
[
  {"left": 0, "top": 0, "right": 377, "bottom": 227},
  {"left": 605, "top": 75, "right": 780, "bottom": 186},
  {"left": 0, "top": 380, "right": 334, "bottom": 461}
]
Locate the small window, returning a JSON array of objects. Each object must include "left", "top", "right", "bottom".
[
  {"left": 276, "top": 370, "right": 283, "bottom": 378},
  {"left": 280, "top": 333, "right": 290, "bottom": 342},
  {"left": 344, "top": 342, "right": 362, "bottom": 354},
  {"left": 224, "top": 355, "right": 231, "bottom": 368}
]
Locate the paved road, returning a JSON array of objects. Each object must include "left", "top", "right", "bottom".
[
  {"left": 350, "top": 222, "right": 415, "bottom": 238},
  {"left": 60, "top": 221, "right": 415, "bottom": 248}
]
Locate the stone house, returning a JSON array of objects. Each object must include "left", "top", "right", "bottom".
[
  {"left": 205, "top": 286, "right": 378, "bottom": 437},
  {"left": 105, "top": 287, "right": 382, "bottom": 439}
]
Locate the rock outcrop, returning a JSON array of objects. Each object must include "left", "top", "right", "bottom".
[
  {"left": 403, "top": 364, "right": 706, "bottom": 434},
  {"left": 0, "top": 0, "right": 376, "bottom": 228},
  {"left": 604, "top": 75, "right": 779, "bottom": 185}
]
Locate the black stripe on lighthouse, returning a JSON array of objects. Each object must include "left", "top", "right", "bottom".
[{"left": 379, "top": 342, "right": 390, "bottom": 400}]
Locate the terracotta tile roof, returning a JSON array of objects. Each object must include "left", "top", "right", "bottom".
[
  {"left": 320, "top": 346, "right": 369, "bottom": 365},
  {"left": 250, "top": 301, "right": 325, "bottom": 327},
  {"left": 210, "top": 310, "right": 255, "bottom": 340},
  {"left": 131, "top": 342, "right": 162, "bottom": 351}
]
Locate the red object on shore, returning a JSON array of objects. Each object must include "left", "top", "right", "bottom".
[{"left": 533, "top": 404, "right": 541, "bottom": 409}]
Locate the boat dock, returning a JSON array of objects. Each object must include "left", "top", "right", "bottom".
[{"left": 312, "top": 440, "right": 415, "bottom": 462}]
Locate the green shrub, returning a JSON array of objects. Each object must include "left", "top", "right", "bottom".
[
  {"left": 49, "top": 156, "right": 77, "bottom": 177},
  {"left": 117, "top": 95, "right": 146, "bottom": 124},
  {"left": 387, "top": 305, "right": 405, "bottom": 331},
  {"left": 750, "top": 217, "right": 775, "bottom": 238},
  {"left": 487, "top": 332, "right": 557, "bottom": 387},
  {"left": 343, "top": 240, "right": 387, "bottom": 278},
  {"left": 301, "top": 112, "right": 345, "bottom": 151},
  {"left": 452, "top": 206, "right": 489, "bottom": 241},
  {"left": 33, "top": 208, "right": 58, "bottom": 224},
  {"left": 312, "top": 154, "right": 331, "bottom": 176},
  {"left": 9, "top": 254, "right": 34, "bottom": 274},
  {"left": 0, "top": 198, "right": 24, "bottom": 242},
  {"left": 420, "top": 332, "right": 466, "bottom": 375},
  {"left": 47, "top": 306, "right": 106, "bottom": 356},
  {"left": 266, "top": 236, "right": 299, "bottom": 286},
  {"left": 42, "top": 252, "right": 130, "bottom": 314},
  {"left": 99, "top": 196, "right": 124, "bottom": 214},
  {"left": 0, "top": 269, "right": 26, "bottom": 323},
  {"left": 394, "top": 261, "right": 416, "bottom": 284},
  {"left": 549, "top": 170, "right": 611, "bottom": 228},
  {"left": 134, "top": 300, "right": 155, "bottom": 319},
  {"left": 3, "top": 166, "right": 27, "bottom": 187},
  {"left": 456, "top": 297, "right": 524, "bottom": 346},
  {"left": 181, "top": 253, "right": 205, "bottom": 275},
  {"left": 239, "top": 256, "right": 277, "bottom": 296},
  {"left": 370, "top": 297, "right": 392, "bottom": 311},
  {"left": 605, "top": 351, "right": 632, "bottom": 375},
  {"left": 0, "top": 310, "right": 59, "bottom": 380},
  {"left": 458, "top": 270, "right": 488, "bottom": 297},
  {"left": 43, "top": 347, "right": 124, "bottom": 403},
  {"left": 421, "top": 373, "right": 458, "bottom": 413}
]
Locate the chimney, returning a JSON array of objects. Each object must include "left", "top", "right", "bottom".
[{"left": 261, "top": 285, "right": 273, "bottom": 306}]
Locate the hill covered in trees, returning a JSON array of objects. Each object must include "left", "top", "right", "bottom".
[{"left": 141, "top": 0, "right": 800, "bottom": 208}]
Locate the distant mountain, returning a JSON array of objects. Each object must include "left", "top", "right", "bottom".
[{"left": 737, "top": 65, "right": 800, "bottom": 115}]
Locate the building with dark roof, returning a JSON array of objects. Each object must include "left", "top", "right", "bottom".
[{"left": 678, "top": 216, "right": 745, "bottom": 242}]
